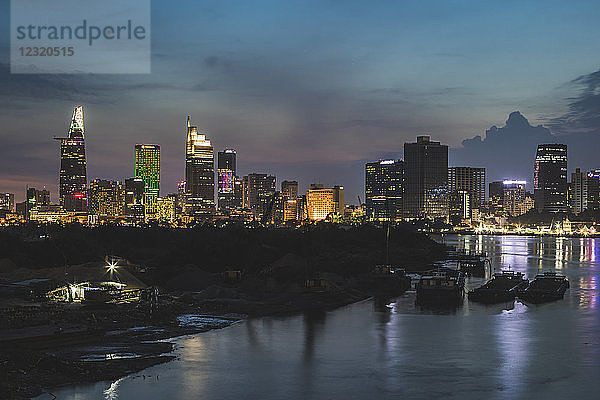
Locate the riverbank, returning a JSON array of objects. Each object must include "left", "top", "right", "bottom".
[
  {"left": 1, "top": 282, "right": 387, "bottom": 399},
  {"left": 0, "top": 224, "right": 446, "bottom": 398}
]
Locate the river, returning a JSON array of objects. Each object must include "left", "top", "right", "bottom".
[{"left": 40, "top": 235, "right": 600, "bottom": 399}]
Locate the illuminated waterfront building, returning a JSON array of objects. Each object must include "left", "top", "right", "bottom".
[
  {"left": 124, "top": 177, "right": 145, "bottom": 220},
  {"left": 448, "top": 190, "right": 470, "bottom": 225},
  {"left": 570, "top": 168, "right": 588, "bottom": 214},
  {"left": 242, "top": 173, "right": 276, "bottom": 218},
  {"left": 524, "top": 192, "right": 535, "bottom": 214},
  {"left": 185, "top": 116, "right": 215, "bottom": 214},
  {"left": 281, "top": 180, "right": 299, "bottom": 222},
  {"left": 0, "top": 193, "right": 14, "bottom": 212},
  {"left": 584, "top": 169, "right": 600, "bottom": 213},
  {"left": 306, "top": 184, "right": 344, "bottom": 221},
  {"left": 404, "top": 136, "right": 448, "bottom": 219},
  {"left": 365, "top": 160, "right": 404, "bottom": 221},
  {"left": 88, "top": 179, "right": 125, "bottom": 217},
  {"left": 503, "top": 180, "right": 527, "bottom": 217},
  {"left": 217, "top": 149, "right": 237, "bottom": 210},
  {"left": 534, "top": 144, "right": 568, "bottom": 213},
  {"left": 489, "top": 181, "right": 504, "bottom": 214},
  {"left": 55, "top": 106, "right": 87, "bottom": 212},
  {"left": 448, "top": 167, "right": 485, "bottom": 209},
  {"left": 135, "top": 144, "right": 160, "bottom": 219}
]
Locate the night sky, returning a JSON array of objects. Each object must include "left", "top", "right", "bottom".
[{"left": 1, "top": 0, "right": 600, "bottom": 203}]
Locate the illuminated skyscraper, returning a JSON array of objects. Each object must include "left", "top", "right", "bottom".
[
  {"left": 217, "top": 149, "right": 237, "bottom": 210},
  {"left": 489, "top": 181, "right": 504, "bottom": 214},
  {"left": 448, "top": 167, "right": 485, "bottom": 210},
  {"left": 185, "top": 116, "right": 215, "bottom": 213},
  {"left": 135, "top": 144, "right": 160, "bottom": 219},
  {"left": 281, "top": 180, "right": 298, "bottom": 222},
  {"left": 534, "top": 144, "right": 567, "bottom": 213},
  {"left": 448, "top": 190, "right": 470, "bottom": 225},
  {"left": 404, "top": 136, "right": 448, "bottom": 219},
  {"left": 503, "top": 180, "right": 527, "bottom": 217},
  {"left": 55, "top": 106, "right": 87, "bottom": 211},
  {"left": 0, "top": 193, "right": 15, "bottom": 212},
  {"left": 88, "top": 179, "right": 125, "bottom": 217},
  {"left": 365, "top": 160, "right": 404, "bottom": 221},
  {"left": 306, "top": 184, "right": 344, "bottom": 221},
  {"left": 157, "top": 194, "right": 177, "bottom": 224},
  {"left": 242, "top": 173, "right": 276, "bottom": 218},
  {"left": 125, "top": 177, "right": 145, "bottom": 220}
]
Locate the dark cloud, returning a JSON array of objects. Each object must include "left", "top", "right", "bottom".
[
  {"left": 451, "top": 111, "right": 558, "bottom": 188},
  {"left": 549, "top": 69, "right": 600, "bottom": 135}
]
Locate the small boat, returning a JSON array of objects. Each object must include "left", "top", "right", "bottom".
[
  {"left": 416, "top": 267, "right": 465, "bottom": 304},
  {"left": 468, "top": 270, "right": 529, "bottom": 303},
  {"left": 373, "top": 265, "right": 412, "bottom": 293},
  {"left": 515, "top": 272, "right": 569, "bottom": 304}
]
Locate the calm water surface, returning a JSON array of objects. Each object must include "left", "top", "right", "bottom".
[{"left": 42, "top": 235, "right": 600, "bottom": 400}]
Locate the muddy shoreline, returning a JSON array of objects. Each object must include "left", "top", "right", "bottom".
[{"left": 1, "top": 290, "right": 376, "bottom": 399}]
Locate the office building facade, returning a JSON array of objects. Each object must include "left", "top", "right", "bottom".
[
  {"left": 55, "top": 106, "right": 87, "bottom": 211},
  {"left": 185, "top": 116, "right": 215, "bottom": 213},
  {"left": 448, "top": 167, "right": 485, "bottom": 210},
  {"left": 242, "top": 173, "right": 276, "bottom": 218},
  {"left": 135, "top": 144, "right": 160, "bottom": 219},
  {"left": 404, "top": 136, "right": 448, "bottom": 219},
  {"left": 534, "top": 144, "right": 568, "bottom": 213},
  {"left": 365, "top": 160, "right": 404, "bottom": 221},
  {"left": 217, "top": 149, "right": 237, "bottom": 210}
]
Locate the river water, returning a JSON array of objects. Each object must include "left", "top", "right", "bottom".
[{"left": 41, "top": 235, "right": 600, "bottom": 399}]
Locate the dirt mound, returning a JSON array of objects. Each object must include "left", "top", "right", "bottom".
[{"left": 163, "top": 268, "right": 215, "bottom": 291}]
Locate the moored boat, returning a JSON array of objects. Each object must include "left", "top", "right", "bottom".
[
  {"left": 515, "top": 272, "right": 569, "bottom": 304},
  {"left": 416, "top": 267, "right": 465, "bottom": 304},
  {"left": 468, "top": 270, "right": 529, "bottom": 303}
]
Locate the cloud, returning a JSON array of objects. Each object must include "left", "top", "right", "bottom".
[
  {"left": 549, "top": 69, "right": 600, "bottom": 135},
  {"left": 451, "top": 111, "right": 558, "bottom": 188}
]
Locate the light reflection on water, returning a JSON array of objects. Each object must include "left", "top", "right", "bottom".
[{"left": 42, "top": 235, "right": 600, "bottom": 400}]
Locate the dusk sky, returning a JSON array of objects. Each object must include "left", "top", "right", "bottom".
[{"left": 2, "top": 0, "right": 600, "bottom": 203}]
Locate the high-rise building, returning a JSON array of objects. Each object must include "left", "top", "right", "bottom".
[
  {"left": 306, "top": 184, "right": 344, "bottom": 221},
  {"left": 135, "top": 144, "right": 160, "bottom": 219},
  {"left": 242, "top": 173, "right": 276, "bottom": 218},
  {"left": 281, "top": 180, "right": 299, "bottom": 222},
  {"left": 185, "top": 116, "right": 215, "bottom": 214},
  {"left": 365, "top": 160, "right": 404, "bottom": 221},
  {"left": 503, "top": 180, "right": 527, "bottom": 217},
  {"left": 534, "top": 144, "right": 568, "bottom": 213},
  {"left": 55, "top": 106, "right": 87, "bottom": 211},
  {"left": 570, "top": 168, "right": 588, "bottom": 214},
  {"left": 88, "top": 179, "right": 125, "bottom": 217},
  {"left": 157, "top": 194, "right": 178, "bottom": 224},
  {"left": 404, "top": 136, "right": 449, "bottom": 219},
  {"left": 25, "top": 187, "right": 51, "bottom": 219},
  {"left": 448, "top": 190, "right": 470, "bottom": 225},
  {"left": 333, "top": 185, "right": 345, "bottom": 216},
  {"left": 0, "top": 193, "right": 15, "bottom": 212},
  {"left": 217, "top": 149, "right": 237, "bottom": 210},
  {"left": 233, "top": 177, "right": 243, "bottom": 209},
  {"left": 488, "top": 180, "right": 504, "bottom": 215},
  {"left": 448, "top": 167, "right": 485, "bottom": 210},
  {"left": 586, "top": 169, "right": 600, "bottom": 213},
  {"left": 125, "top": 177, "right": 145, "bottom": 220}
]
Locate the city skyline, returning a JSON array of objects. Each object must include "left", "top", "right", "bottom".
[
  {"left": 2, "top": 1, "right": 600, "bottom": 204},
  {"left": 0, "top": 107, "right": 591, "bottom": 205}
]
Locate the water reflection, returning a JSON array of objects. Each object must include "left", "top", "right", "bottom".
[
  {"left": 303, "top": 311, "right": 326, "bottom": 362},
  {"left": 494, "top": 302, "right": 530, "bottom": 399},
  {"left": 43, "top": 235, "right": 600, "bottom": 400}
]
